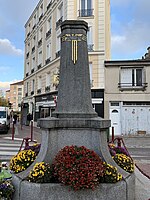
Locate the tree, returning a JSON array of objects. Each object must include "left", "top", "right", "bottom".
[{"left": 0, "top": 97, "right": 8, "bottom": 107}]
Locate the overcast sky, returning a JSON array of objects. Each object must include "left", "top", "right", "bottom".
[{"left": 0, "top": 0, "right": 150, "bottom": 92}]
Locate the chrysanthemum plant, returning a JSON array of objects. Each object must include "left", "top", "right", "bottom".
[
  {"left": 113, "top": 154, "right": 134, "bottom": 173},
  {"left": 53, "top": 145, "right": 105, "bottom": 190},
  {"left": 9, "top": 149, "right": 36, "bottom": 173},
  {"left": 27, "top": 162, "right": 52, "bottom": 183},
  {"left": 100, "top": 162, "right": 122, "bottom": 183}
]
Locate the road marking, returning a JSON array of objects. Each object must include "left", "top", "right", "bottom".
[{"left": 3, "top": 137, "right": 23, "bottom": 141}]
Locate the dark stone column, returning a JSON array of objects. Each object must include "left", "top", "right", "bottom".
[{"left": 53, "top": 20, "right": 97, "bottom": 118}]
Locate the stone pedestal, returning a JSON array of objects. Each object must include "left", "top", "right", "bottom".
[{"left": 12, "top": 20, "right": 135, "bottom": 200}]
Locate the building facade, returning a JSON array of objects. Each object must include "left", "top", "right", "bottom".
[
  {"left": 105, "top": 58, "right": 150, "bottom": 135},
  {"left": 9, "top": 81, "right": 24, "bottom": 112},
  {"left": 5, "top": 90, "right": 10, "bottom": 103},
  {"left": 23, "top": 0, "right": 111, "bottom": 124}
]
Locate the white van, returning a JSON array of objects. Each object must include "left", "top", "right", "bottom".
[{"left": 0, "top": 107, "right": 10, "bottom": 134}]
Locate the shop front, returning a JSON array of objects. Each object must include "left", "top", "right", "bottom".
[{"left": 34, "top": 92, "right": 57, "bottom": 122}]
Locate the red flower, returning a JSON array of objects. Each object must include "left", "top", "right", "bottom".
[{"left": 53, "top": 145, "right": 104, "bottom": 190}]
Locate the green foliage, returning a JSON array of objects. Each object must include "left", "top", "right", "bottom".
[{"left": 0, "top": 98, "right": 8, "bottom": 107}]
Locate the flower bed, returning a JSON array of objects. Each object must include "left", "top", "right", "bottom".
[{"left": 9, "top": 149, "right": 36, "bottom": 173}]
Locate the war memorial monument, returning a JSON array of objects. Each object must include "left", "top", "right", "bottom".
[{"left": 12, "top": 20, "right": 135, "bottom": 200}]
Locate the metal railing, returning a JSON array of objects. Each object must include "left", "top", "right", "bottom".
[
  {"left": 79, "top": 9, "right": 94, "bottom": 17},
  {"left": 118, "top": 82, "right": 148, "bottom": 89}
]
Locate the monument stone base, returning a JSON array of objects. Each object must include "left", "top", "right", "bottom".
[
  {"left": 12, "top": 117, "right": 135, "bottom": 200},
  {"left": 12, "top": 172, "right": 135, "bottom": 200}
]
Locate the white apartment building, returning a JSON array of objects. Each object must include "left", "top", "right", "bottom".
[{"left": 23, "top": 0, "right": 110, "bottom": 124}]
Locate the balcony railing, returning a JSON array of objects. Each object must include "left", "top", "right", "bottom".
[
  {"left": 32, "top": 46, "right": 35, "bottom": 53},
  {"left": 47, "top": 1, "right": 52, "bottom": 10},
  {"left": 56, "top": 16, "right": 63, "bottom": 29},
  {"left": 39, "top": 14, "right": 43, "bottom": 22},
  {"left": 78, "top": 9, "right": 94, "bottom": 17},
  {"left": 32, "top": 24, "right": 36, "bottom": 30},
  {"left": 88, "top": 44, "right": 94, "bottom": 51},
  {"left": 118, "top": 82, "right": 148, "bottom": 90},
  {"left": 38, "top": 39, "right": 42, "bottom": 47},
  {"left": 46, "top": 29, "right": 52, "bottom": 38},
  {"left": 31, "top": 68, "right": 34, "bottom": 74},
  {"left": 31, "top": 91, "right": 34, "bottom": 95},
  {"left": 27, "top": 32, "right": 30, "bottom": 37},
  {"left": 45, "top": 58, "right": 51, "bottom": 65},
  {"left": 37, "top": 64, "right": 42, "bottom": 70},
  {"left": 26, "top": 52, "right": 29, "bottom": 59},
  {"left": 45, "top": 85, "right": 50, "bottom": 92},
  {"left": 37, "top": 89, "right": 41, "bottom": 94},
  {"left": 56, "top": 50, "right": 61, "bottom": 58}
]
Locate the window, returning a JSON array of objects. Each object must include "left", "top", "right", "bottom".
[
  {"left": 47, "top": 17, "right": 52, "bottom": 32},
  {"left": 87, "top": 26, "right": 93, "bottom": 51},
  {"left": 38, "top": 51, "right": 42, "bottom": 65},
  {"left": 119, "top": 67, "right": 146, "bottom": 89},
  {"left": 33, "top": 36, "right": 36, "bottom": 46},
  {"left": 57, "top": 3, "right": 63, "bottom": 20},
  {"left": 26, "top": 82, "right": 29, "bottom": 93},
  {"left": 40, "top": 108, "right": 50, "bottom": 118},
  {"left": 26, "top": 62, "right": 30, "bottom": 73},
  {"left": 39, "top": 28, "right": 43, "bottom": 40},
  {"left": 56, "top": 37, "right": 61, "bottom": 57},
  {"left": 56, "top": 4, "right": 63, "bottom": 28},
  {"left": 32, "top": 57, "right": 35, "bottom": 69},
  {"left": 32, "top": 79, "right": 35, "bottom": 91},
  {"left": 39, "top": 4, "right": 43, "bottom": 16},
  {"left": 46, "top": 73, "right": 51, "bottom": 87},
  {"left": 46, "top": 43, "right": 51, "bottom": 59},
  {"left": 89, "top": 63, "right": 93, "bottom": 86},
  {"left": 33, "top": 14, "right": 36, "bottom": 27},
  {"left": 0, "top": 111, "right": 6, "bottom": 118},
  {"left": 27, "top": 43, "right": 30, "bottom": 52},
  {"left": 79, "top": 0, "right": 93, "bottom": 17},
  {"left": 38, "top": 76, "right": 42, "bottom": 89}
]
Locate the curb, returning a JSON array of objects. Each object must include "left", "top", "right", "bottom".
[{"left": 135, "top": 163, "right": 150, "bottom": 180}]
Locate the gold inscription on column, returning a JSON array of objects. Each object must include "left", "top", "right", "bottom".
[
  {"left": 62, "top": 34, "right": 87, "bottom": 65},
  {"left": 72, "top": 40, "right": 78, "bottom": 64}
]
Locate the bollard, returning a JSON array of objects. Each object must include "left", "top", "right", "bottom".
[
  {"left": 12, "top": 120, "right": 15, "bottom": 141},
  {"left": 30, "top": 120, "right": 33, "bottom": 141},
  {"left": 24, "top": 137, "right": 30, "bottom": 149},
  {"left": 112, "top": 127, "right": 114, "bottom": 142},
  {"left": 117, "top": 137, "right": 122, "bottom": 147}
]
